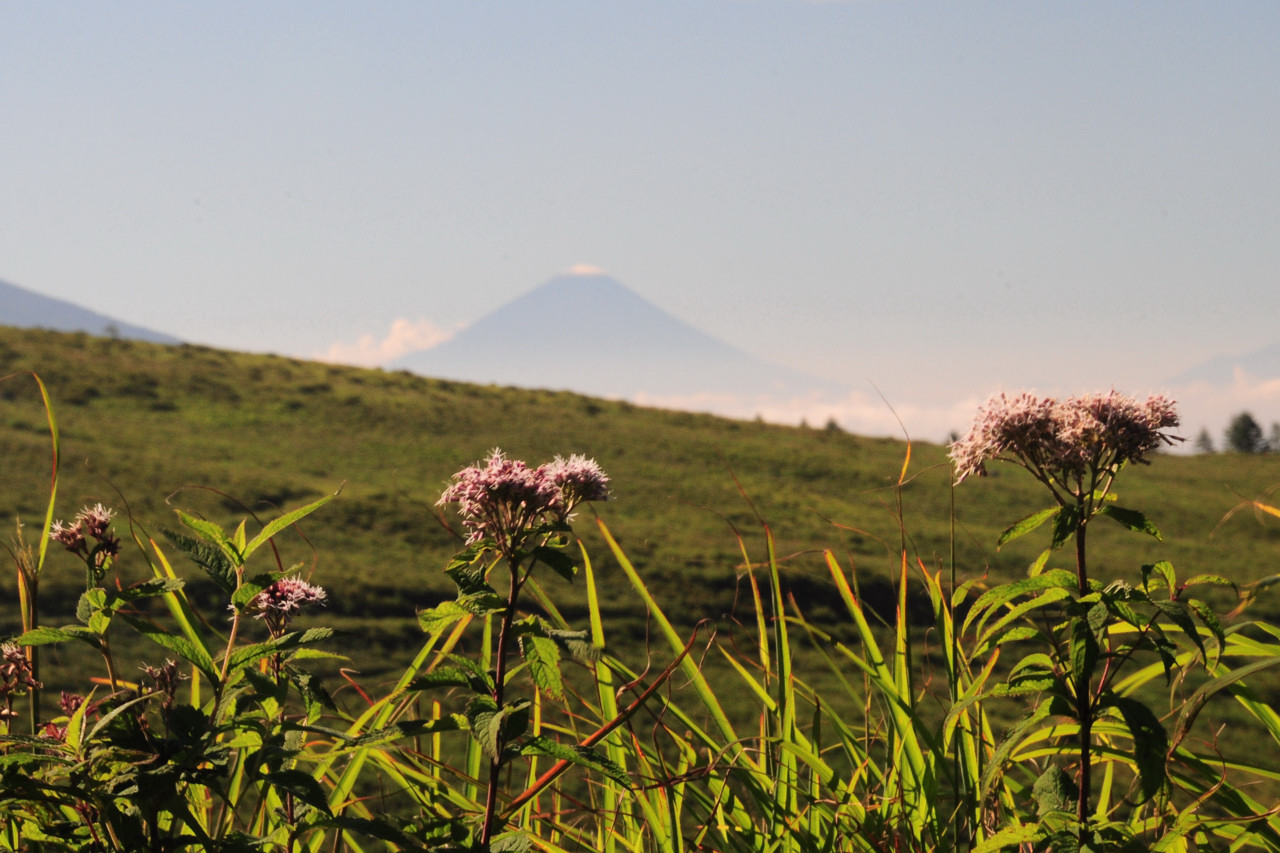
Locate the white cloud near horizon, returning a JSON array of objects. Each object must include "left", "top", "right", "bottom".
[
  {"left": 631, "top": 388, "right": 985, "bottom": 444},
  {"left": 317, "top": 318, "right": 458, "bottom": 367}
]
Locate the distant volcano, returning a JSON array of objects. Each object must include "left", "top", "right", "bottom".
[
  {"left": 1172, "top": 343, "right": 1280, "bottom": 385},
  {"left": 0, "top": 279, "right": 180, "bottom": 344},
  {"left": 394, "top": 271, "right": 848, "bottom": 401}
]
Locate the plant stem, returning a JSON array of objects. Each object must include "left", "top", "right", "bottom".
[
  {"left": 1074, "top": 519, "right": 1092, "bottom": 839},
  {"left": 480, "top": 558, "right": 523, "bottom": 850}
]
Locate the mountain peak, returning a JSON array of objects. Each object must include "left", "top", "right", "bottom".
[
  {"left": 394, "top": 272, "right": 848, "bottom": 401},
  {"left": 565, "top": 263, "right": 608, "bottom": 276}
]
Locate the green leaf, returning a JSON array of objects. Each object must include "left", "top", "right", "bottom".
[
  {"left": 161, "top": 527, "right": 236, "bottom": 590},
  {"left": 1032, "top": 765, "right": 1076, "bottom": 817},
  {"left": 262, "top": 769, "right": 332, "bottom": 815},
  {"left": 519, "top": 632, "right": 564, "bottom": 699},
  {"left": 1142, "top": 561, "right": 1178, "bottom": 594},
  {"left": 467, "top": 697, "right": 529, "bottom": 758},
  {"left": 417, "top": 600, "right": 470, "bottom": 635},
  {"left": 443, "top": 547, "right": 494, "bottom": 596},
  {"left": 521, "top": 735, "right": 631, "bottom": 786},
  {"left": 1153, "top": 599, "right": 1204, "bottom": 659},
  {"left": 491, "top": 831, "right": 534, "bottom": 853},
  {"left": 457, "top": 590, "right": 507, "bottom": 616},
  {"left": 1099, "top": 505, "right": 1162, "bottom": 540},
  {"left": 119, "top": 614, "right": 219, "bottom": 684},
  {"left": 963, "top": 569, "right": 1078, "bottom": 635},
  {"left": 549, "top": 628, "right": 602, "bottom": 662},
  {"left": 242, "top": 489, "right": 339, "bottom": 560},
  {"left": 17, "top": 625, "right": 100, "bottom": 647},
  {"left": 1050, "top": 504, "right": 1082, "bottom": 550},
  {"left": 1101, "top": 694, "right": 1168, "bottom": 802},
  {"left": 998, "top": 506, "right": 1061, "bottom": 547},
  {"left": 531, "top": 545, "right": 577, "bottom": 582},
  {"left": 231, "top": 572, "right": 278, "bottom": 611},
  {"left": 227, "top": 627, "right": 334, "bottom": 673},
  {"left": 1070, "top": 616, "right": 1099, "bottom": 683}
]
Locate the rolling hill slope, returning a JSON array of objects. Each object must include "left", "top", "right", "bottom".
[{"left": 3, "top": 327, "right": 1280, "bottom": 672}]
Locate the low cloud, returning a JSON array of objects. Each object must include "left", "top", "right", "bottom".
[
  {"left": 318, "top": 318, "right": 457, "bottom": 367},
  {"left": 1167, "top": 369, "right": 1280, "bottom": 445},
  {"left": 631, "top": 388, "right": 983, "bottom": 444}
]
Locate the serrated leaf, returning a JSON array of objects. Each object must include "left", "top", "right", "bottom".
[
  {"left": 417, "top": 600, "right": 470, "bottom": 635},
  {"left": 520, "top": 633, "right": 564, "bottom": 699},
  {"left": 531, "top": 545, "right": 577, "bottom": 582},
  {"left": 1099, "top": 505, "right": 1162, "bottom": 540},
  {"left": 998, "top": 506, "right": 1061, "bottom": 547},
  {"left": 1050, "top": 504, "right": 1082, "bottom": 550},
  {"left": 1153, "top": 599, "right": 1204, "bottom": 659},
  {"left": 491, "top": 831, "right": 534, "bottom": 853},
  {"left": 457, "top": 590, "right": 507, "bottom": 616},
  {"left": 964, "top": 570, "right": 1078, "bottom": 635},
  {"left": 227, "top": 628, "right": 334, "bottom": 673},
  {"left": 521, "top": 735, "right": 631, "bottom": 786},
  {"left": 161, "top": 527, "right": 236, "bottom": 590},
  {"left": 1032, "top": 765, "right": 1076, "bottom": 817},
  {"left": 17, "top": 625, "right": 100, "bottom": 647},
  {"left": 1142, "top": 561, "right": 1178, "bottom": 594},
  {"left": 1070, "top": 617, "right": 1098, "bottom": 683},
  {"left": 549, "top": 628, "right": 602, "bottom": 662},
  {"left": 1102, "top": 694, "right": 1168, "bottom": 802}
]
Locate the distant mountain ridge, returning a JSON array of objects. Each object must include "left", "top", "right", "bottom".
[
  {"left": 0, "top": 279, "right": 181, "bottom": 345},
  {"left": 394, "top": 272, "right": 849, "bottom": 401},
  {"left": 1172, "top": 343, "right": 1280, "bottom": 385}
]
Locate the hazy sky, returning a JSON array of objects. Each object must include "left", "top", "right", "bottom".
[{"left": 3, "top": 2, "right": 1279, "bottom": 440}]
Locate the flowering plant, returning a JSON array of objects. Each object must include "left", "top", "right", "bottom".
[{"left": 951, "top": 391, "right": 1234, "bottom": 848}]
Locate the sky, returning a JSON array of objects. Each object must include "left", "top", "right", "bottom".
[{"left": 3, "top": 1, "right": 1279, "bottom": 443}]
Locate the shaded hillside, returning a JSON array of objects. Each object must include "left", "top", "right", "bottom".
[{"left": 3, "top": 327, "right": 1280, "bottom": 668}]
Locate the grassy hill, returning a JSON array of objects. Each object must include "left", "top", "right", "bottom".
[{"left": 4, "top": 326, "right": 1280, "bottom": 675}]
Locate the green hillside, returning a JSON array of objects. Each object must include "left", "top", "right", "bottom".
[{"left": 4, "top": 326, "right": 1280, "bottom": 666}]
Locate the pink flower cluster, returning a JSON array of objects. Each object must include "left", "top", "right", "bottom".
[
  {"left": 438, "top": 449, "right": 610, "bottom": 550},
  {"left": 950, "top": 391, "right": 1181, "bottom": 484},
  {"left": 49, "top": 503, "right": 121, "bottom": 571},
  {"left": 246, "top": 576, "right": 328, "bottom": 636}
]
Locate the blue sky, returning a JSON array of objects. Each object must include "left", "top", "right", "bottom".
[{"left": 3, "top": 2, "right": 1279, "bottom": 440}]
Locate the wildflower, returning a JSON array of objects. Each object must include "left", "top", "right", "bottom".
[
  {"left": 438, "top": 449, "right": 564, "bottom": 551},
  {"left": 50, "top": 519, "right": 86, "bottom": 553},
  {"left": 141, "top": 659, "right": 187, "bottom": 714},
  {"left": 77, "top": 503, "right": 115, "bottom": 538},
  {"left": 539, "top": 454, "right": 610, "bottom": 517},
  {"left": 245, "top": 576, "right": 328, "bottom": 637},
  {"left": 49, "top": 503, "right": 121, "bottom": 581},
  {"left": 950, "top": 391, "right": 1181, "bottom": 488},
  {"left": 1, "top": 643, "right": 40, "bottom": 694}
]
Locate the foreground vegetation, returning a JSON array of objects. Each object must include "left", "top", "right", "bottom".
[{"left": 4, "top": 329, "right": 1280, "bottom": 849}]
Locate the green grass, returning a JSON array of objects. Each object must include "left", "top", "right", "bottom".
[{"left": 3, "top": 325, "right": 1280, "bottom": 670}]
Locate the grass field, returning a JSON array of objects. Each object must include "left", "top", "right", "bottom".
[
  {"left": 8, "top": 327, "right": 1280, "bottom": 849},
  {"left": 3, "top": 325, "right": 1280, "bottom": 668}
]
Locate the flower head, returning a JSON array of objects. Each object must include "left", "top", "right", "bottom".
[
  {"left": 1, "top": 643, "right": 40, "bottom": 696},
  {"left": 540, "top": 454, "right": 610, "bottom": 516},
  {"left": 438, "top": 449, "right": 609, "bottom": 552},
  {"left": 249, "top": 576, "right": 328, "bottom": 618},
  {"left": 245, "top": 576, "right": 328, "bottom": 637},
  {"left": 50, "top": 503, "right": 121, "bottom": 578},
  {"left": 950, "top": 391, "right": 1181, "bottom": 486}
]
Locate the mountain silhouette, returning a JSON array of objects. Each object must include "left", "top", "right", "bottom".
[
  {"left": 1, "top": 279, "right": 181, "bottom": 345},
  {"left": 1172, "top": 343, "right": 1280, "bottom": 385},
  {"left": 394, "top": 272, "right": 848, "bottom": 401}
]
